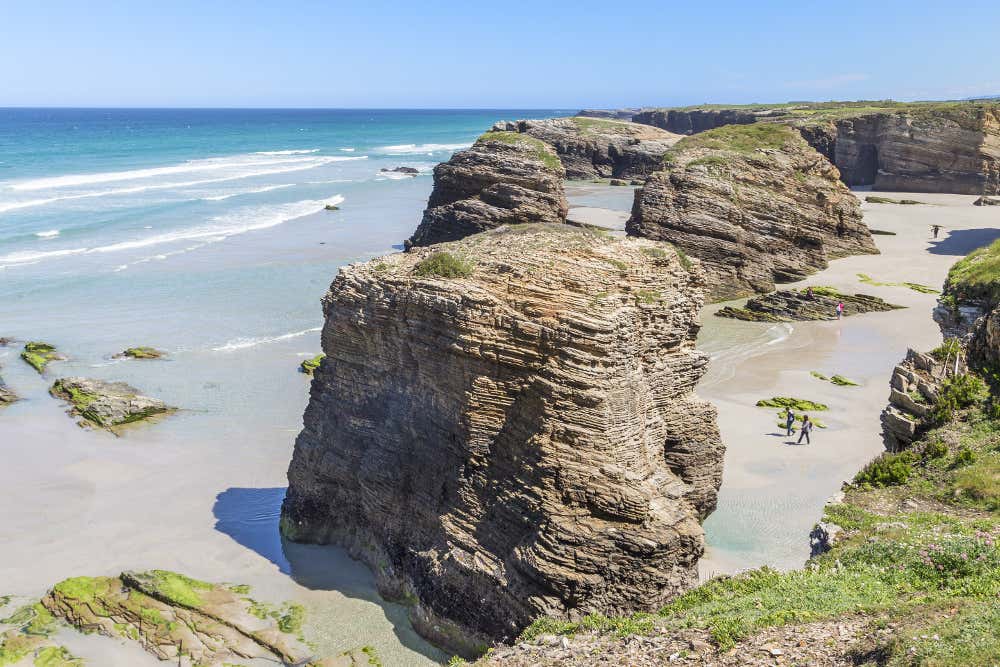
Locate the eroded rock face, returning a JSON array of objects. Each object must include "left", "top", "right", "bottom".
[
  {"left": 282, "top": 224, "right": 723, "bottom": 654},
  {"left": 496, "top": 117, "right": 680, "bottom": 180},
  {"left": 797, "top": 106, "right": 1000, "bottom": 195},
  {"left": 632, "top": 109, "right": 760, "bottom": 135},
  {"left": 626, "top": 125, "right": 878, "bottom": 301},
  {"left": 405, "top": 132, "right": 568, "bottom": 248},
  {"left": 881, "top": 350, "right": 942, "bottom": 452}
]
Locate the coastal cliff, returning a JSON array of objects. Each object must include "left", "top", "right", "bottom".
[
  {"left": 495, "top": 117, "right": 680, "bottom": 180},
  {"left": 626, "top": 101, "right": 1000, "bottom": 195},
  {"left": 626, "top": 123, "right": 877, "bottom": 300},
  {"left": 406, "top": 131, "right": 568, "bottom": 248},
  {"left": 281, "top": 224, "right": 723, "bottom": 654}
]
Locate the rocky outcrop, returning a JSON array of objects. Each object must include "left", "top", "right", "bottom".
[
  {"left": 495, "top": 117, "right": 680, "bottom": 180},
  {"left": 405, "top": 132, "right": 568, "bottom": 248},
  {"left": 42, "top": 570, "right": 314, "bottom": 666},
  {"left": 0, "top": 381, "right": 17, "bottom": 406},
  {"left": 50, "top": 377, "right": 174, "bottom": 431},
  {"left": 281, "top": 224, "right": 723, "bottom": 655},
  {"left": 576, "top": 109, "right": 640, "bottom": 120},
  {"left": 632, "top": 109, "right": 761, "bottom": 135},
  {"left": 974, "top": 195, "right": 1000, "bottom": 206},
  {"left": 795, "top": 105, "right": 1000, "bottom": 195},
  {"left": 716, "top": 288, "right": 903, "bottom": 322},
  {"left": 626, "top": 124, "right": 878, "bottom": 300},
  {"left": 880, "top": 349, "right": 942, "bottom": 451},
  {"left": 20, "top": 341, "right": 65, "bottom": 374}
]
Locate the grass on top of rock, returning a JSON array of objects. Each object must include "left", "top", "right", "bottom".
[
  {"left": 477, "top": 131, "right": 562, "bottom": 171},
  {"left": 670, "top": 122, "right": 797, "bottom": 156},
  {"left": 20, "top": 342, "right": 62, "bottom": 374},
  {"left": 413, "top": 252, "right": 474, "bottom": 279},
  {"left": 755, "top": 397, "right": 828, "bottom": 411},
  {"left": 945, "top": 238, "right": 1000, "bottom": 303}
]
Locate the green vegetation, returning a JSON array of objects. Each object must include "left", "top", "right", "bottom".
[
  {"left": 52, "top": 577, "right": 112, "bottom": 605},
  {"left": 857, "top": 273, "right": 939, "bottom": 294},
  {"left": 671, "top": 122, "right": 796, "bottom": 156},
  {"left": 478, "top": 131, "right": 561, "bottom": 171},
  {"left": 299, "top": 354, "right": 325, "bottom": 375},
  {"left": 931, "top": 337, "right": 962, "bottom": 362},
  {"left": 49, "top": 380, "right": 99, "bottom": 414},
  {"left": 639, "top": 246, "right": 668, "bottom": 259},
  {"left": 277, "top": 603, "right": 304, "bottom": 635},
  {"left": 672, "top": 246, "right": 692, "bottom": 272},
  {"left": 755, "top": 397, "right": 828, "bottom": 411},
  {"left": 140, "top": 570, "right": 212, "bottom": 609},
  {"left": 569, "top": 116, "right": 638, "bottom": 136},
  {"left": 361, "top": 645, "right": 382, "bottom": 666},
  {"left": 930, "top": 373, "right": 988, "bottom": 424},
  {"left": 634, "top": 289, "right": 661, "bottom": 305},
  {"left": 810, "top": 371, "right": 829, "bottom": 381},
  {"left": 945, "top": 238, "right": 1000, "bottom": 303},
  {"left": 413, "top": 252, "right": 474, "bottom": 279},
  {"left": 32, "top": 646, "right": 83, "bottom": 667},
  {"left": 831, "top": 374, "right": 859, "bottom": 386},
  {"left": 865, "top": 195, "right": 927, "bottom": 205},
  {"left": 20, "top": 342, "right": 61, "bottom": 374}
]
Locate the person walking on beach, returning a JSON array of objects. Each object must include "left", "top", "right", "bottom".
[
  {"left": 797, "top": 415, "right": 813, "bottom": 444},
  {"left": 932, "top": 224, "right": 941, "bottom": 238},
  {"left": 784, "top": 407, "right": 795, "bottom": 436},
  {"left": 836, "top": 301, "right": 844, "bottom": 319}
]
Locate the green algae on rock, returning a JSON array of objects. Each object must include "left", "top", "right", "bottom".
[
  {"left": 113, "top": 346, "right": 165, "bottom": 360},
  {"left": 857, "top": 273, "right": 939, "bottom": 294},
  {"left": 299, "top": 354, "right": 325, "bottom": 375},
  {"left": 49, "top": 377, "right": 174, "bottom": 432},
  {"left": 756, "top": 397, "right": 828, "bottom": 411},
  {"left": 716, "top": 288, "right": 903, "bottom": 322},
  {"left": 20, "top": 342, "right": 64, "bottom": 374},
  {"left": 43, "top": 571, "right": 315, "bottom": 666}
]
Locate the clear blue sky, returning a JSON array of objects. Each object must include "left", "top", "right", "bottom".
[{"left": 3, "top": 0, "right": 998, "bottom": 108}]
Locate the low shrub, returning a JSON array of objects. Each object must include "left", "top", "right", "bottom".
[
  {"left": 413, "top": 252, "right": 474, "bottom": 278},
  {"left": 854, "top": 451, "right": 917, "bottom": 487}
]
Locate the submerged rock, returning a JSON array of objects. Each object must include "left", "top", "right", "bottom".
[
  {"left": 42, "top": 570, "right": 314, "bottom": 666},
  {"left": 715, "top": 288, "right": 904, "bottom": 322},
  {"left": 20, "top": 342, "right": 65, "bottom": 374},
  {"left": 49, "top": 377, "right": 174, "bottom": 431},
  {"left": 282, "top": 224, "right": 723, "bottom": 654},
  {"left": 406, "top": 131, "right": 568, "bottom": 248},
  {"left": 113, "top": 346, "right": 165, "bottom": 359},
  {"left": 381, "top": 166, "right": 419, "bottom": 175},
  {"left": 627, "top": 124, "right": 877, "bottom": 300}
]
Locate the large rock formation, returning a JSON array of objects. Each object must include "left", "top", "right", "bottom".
[
  {"left": 626, "top": 123, "right": 878, "bottom": 300},
  {"left": 405, "top": 132, "right": 568, "bottom": 248},
  {"left": 795, "top": 105, "right": 1000, "bottom": 195},
  {"left": 632, "top": 108, "right": 761, "bottom": 135},
  {"left": 494, "top": 117, "right": 680, "bottom": 180},
  {"left": 281, "top": 224, "right": 723, "bottom": 654},
  {"left": 716, "top": 287, "right": 903, "bottom": 322}
]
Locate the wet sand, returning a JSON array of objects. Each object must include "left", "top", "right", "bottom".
[{"left": 698, "top": 192, "right": 1000, "bottom": 575}]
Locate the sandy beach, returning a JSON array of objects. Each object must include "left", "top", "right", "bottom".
[{"left": 698, "top": 191, "right": 1000, "bottom": 575}]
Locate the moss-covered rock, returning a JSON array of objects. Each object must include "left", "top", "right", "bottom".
[
  {"left": 43, "top": 571, "right": 316, "bottom": 666},
  {"left": 717, "top": 288, "right": 903, "bottom": 322},
  {"left": 299, "top": 354, "right": 325, "bottom": 375},
  {"left": 49, "top": 377, "right": 174, "bottom": 432},
  {"left": 756, "top": 397, "right": 828, "bottom": 411},
  {"left": 20, "top": 342, "right": 64, "bottom": 374},
  {"left": 113, "top": 347, "right": 164, "bottom": 360}
]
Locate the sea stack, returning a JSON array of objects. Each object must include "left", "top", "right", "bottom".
[
  {"left": 405, "top": 131, "right": 568, "bottom": 248},
  {"left": 627, "top": 123, "right": 877, "bottom": 300},
  {"left": 281, "top": 224, "right": 724, "bottom": 654}
]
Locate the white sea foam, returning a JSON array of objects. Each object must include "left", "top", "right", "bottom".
[
  {"left": 0, "top": 197, "right": 339, "bottom": 269},
  {"left": 0, "top": 157, "right": 365, "bottom": 213},
  {"left": 35, "top": 230, "right": 60, "bottom": 238},
  {"left": 212, "top": 326, "right": 322, "bottom": 352},
  {"left": 200, "top": 183, "right": 295, "bottom": 201},
  {"left": 765, "top": 323, "right": 794, "bottom": 346},
  {"left": 339, "top": 147, "right": 356, "bottom": 152},
  {"left": 378, "top": 142, "right": 469, "bottom": 154},
  {"left": 6, "top": 153, "right": 365, "bottom": 192}
]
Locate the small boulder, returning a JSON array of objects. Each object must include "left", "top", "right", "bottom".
[
  {"left": 50, "top": 377, "right": 174, "bottom": 431},
  {"left": 113, "top": 346, "right": 165, "bottom": 360},
  {"left": 325, "top": 204, "right": 340, "bottom": 211},
  {"left": 21, "top": 342, "right": 65, "bottom": 374},
  {"left": 609, "top": 178, "right": 628, "bottom": 186},
  {"left": 974, "top": 195, "right": 1000, "bottom": 206}
]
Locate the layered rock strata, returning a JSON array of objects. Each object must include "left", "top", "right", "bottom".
[
  {"left": 716, "top": 289, "right": 903, "bottom": 322},
  {"left": 494, "top": 117, "right": 680, "bottom": 180},
  {"left": 626, "top": 124, "right": 878, "bottom": 300},
  {"left": 281, "top": 224, "right": 724, "bottom": 654},
  {"left": 405, "top": 132, "right": 568, "bottom": 248},
  {"left": 796, "top": 105, "right": 1000, "bottom": 195},
  {"left": 880, "top": 349, "right": 944, "bottom": 451},
  {"left": 632, "top": 108, "right": 761, "bottom": 135}
]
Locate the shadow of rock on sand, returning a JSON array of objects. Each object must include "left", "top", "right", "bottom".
[
  {"left": 929, "top": 228, "right": 1000, "bottom": 256},
  {"left": 213, "top": 487, "right": 447, "bottom": 662}
]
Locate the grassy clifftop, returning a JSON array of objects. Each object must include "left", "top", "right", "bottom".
[{"left": 945, "top": 238, "right": 1000, "bottom": 303}]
